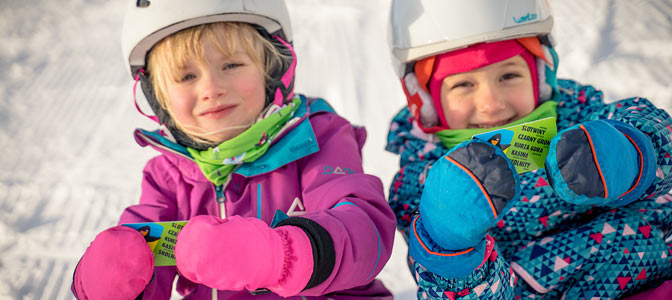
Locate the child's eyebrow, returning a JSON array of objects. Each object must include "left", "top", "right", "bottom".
[
  {"left": 501, "top": 62, "right": 522, "bottom": 67},
  {"left": 499, "top": 61, "right": 527, "bottom": 68}
]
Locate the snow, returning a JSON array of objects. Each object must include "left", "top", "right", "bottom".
[{"left": 1, "top": 0, "right": 670, "bottom": 299}]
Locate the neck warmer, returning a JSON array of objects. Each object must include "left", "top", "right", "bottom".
[
  {"left": 435, "top": 100, "right": 557, "bottom": 150},
  {"left": 187, "top": 96, "right": 302, "bottom": 186}
]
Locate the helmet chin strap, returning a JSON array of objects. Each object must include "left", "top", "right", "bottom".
[{"left": 132, "top": 69, "right": 160, "bottom": 124}]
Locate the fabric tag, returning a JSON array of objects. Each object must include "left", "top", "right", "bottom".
[
  {"left": 473, "top": 117, "right": 557, "bottom": 174},
  {"left": 122, "top": 221, "right": 188, "bottom": 266}
]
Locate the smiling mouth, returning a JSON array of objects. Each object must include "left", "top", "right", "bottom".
[
  {"left": 469, "top": 117, "right": 515, "bottom": 129},
  {"left": 200, "top": 105, "right": 235, "bottom": 119}
]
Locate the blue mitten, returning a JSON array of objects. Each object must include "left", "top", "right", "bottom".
[
  {"left": 419, "top": 139, "right": 521, "bottom": 250},
  {"left": 410, "top": 140, "right": 520, "bottom": 278},
  {"left": 545, "top": 120, "right": 656, "bottom": 207}
]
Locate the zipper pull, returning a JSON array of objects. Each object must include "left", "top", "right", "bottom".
[{"left": 215, "top": 185, "right": 226, "bottom": 219}]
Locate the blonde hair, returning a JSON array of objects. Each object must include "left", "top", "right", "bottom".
[{"left": 147, "top": 22, "right": 287, "bottom": 144}]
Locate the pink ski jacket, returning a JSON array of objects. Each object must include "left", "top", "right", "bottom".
[{"left": 118, "top": 96, "right": 396, "bottom": 299}]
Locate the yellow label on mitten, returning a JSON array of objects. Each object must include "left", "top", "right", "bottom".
[
  {"left": 473, "top": 117, "right": 557, "bottom": 174},
  {"left": 122, "top": 221, "right": 188, "bottom": 266}
]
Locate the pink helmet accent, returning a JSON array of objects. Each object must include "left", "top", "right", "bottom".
[
  {"left": 272, "top": 36, "right": 296, "bottom": 106},
  {"left": 425, "top": 40, "right": 538, "bottom": 129}
]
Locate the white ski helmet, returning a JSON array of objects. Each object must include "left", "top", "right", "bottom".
[
  {"left": 121, "top": 0, "right": 293, "bottom": 77},
  {"left": 390, "top": 0, "right": 554, "bottom": 77}
]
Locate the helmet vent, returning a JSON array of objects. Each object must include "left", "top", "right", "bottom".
[{"left": 136, "top": 0, "right": 150, "bottom": 8}]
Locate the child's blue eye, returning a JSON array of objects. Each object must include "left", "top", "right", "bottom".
[{"left": 180, "top": 74, "right": 196, "bottom": 82}]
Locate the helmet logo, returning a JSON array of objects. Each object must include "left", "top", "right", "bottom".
[
  {"left": 513, "top": 12, "right": 538, "bottom": 24},
  {"left": 136, "top": 0, "right": 150, "bottom": 7}
]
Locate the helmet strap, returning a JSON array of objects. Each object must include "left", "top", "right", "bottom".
[
  {"left": 270, "top": 36, "right": 296, "bottom": 106},
  {"left": 132, "top": 69, "right": 160, "bottom": 124},
  {"left": 252, "top": 25, "right": 296, "bottom": 107}
]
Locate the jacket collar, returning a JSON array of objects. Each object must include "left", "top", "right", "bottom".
[{"left": 134, "top": 94, "right": 322, "bottom": 181}]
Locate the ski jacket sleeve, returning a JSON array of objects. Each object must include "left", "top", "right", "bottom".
[
  {"left": 388, "top": 160, "right": 430, "bottom": 242},
  {"left": 121, "top": 156, "right": 181, "bottom": 223},
  {"left": 411, "top": 232, "right": 516, "bottom": 300},
  {"left": 503, "top": 80, "right": 672, "bottom": 299},
  {"left": 555, "top": 79, "right": 672, "bottom": 201},
  {"left": 278, "top": 110, "right": 396, "bottom": 296}
]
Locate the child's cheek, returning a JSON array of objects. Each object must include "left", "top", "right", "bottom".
[
  {"left": 233, "top": 74, "right": 266, "bottom": 112},
  {"left": 238, "top": 73, "right": 265, "bottom": 97},
  {"left": 443, "top": 105, "right": 473, "bottom": 129},
  {"left": 511, "top": 88, "right": 536, "bottom": 114},
  {"left": 167, "top": 91, "right": 198, "bottom": 126}
]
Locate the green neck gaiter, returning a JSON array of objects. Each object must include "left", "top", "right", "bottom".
[
  {"left": 435, "top": 101, "right": 558, "bottom": 149},
  {"left": 187, "top": 97, "right": 301, "bottom": 186}
]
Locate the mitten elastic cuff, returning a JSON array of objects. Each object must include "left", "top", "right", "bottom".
[
  {"left": 276, "top": 217, "right": 335, "bottom": 291},
  {"left": 268, "top": 225, "right": 314, "bottom": 297},
  {"left": 409, "top": 215, "right": 489, "bottom": 279}
]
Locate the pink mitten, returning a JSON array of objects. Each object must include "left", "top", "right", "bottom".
[
  {"left": 72, "top": 226, "right": 154, "bottom": 300},
  {"left": 175, "top": 215, "right": 313, "bottom": 297}
]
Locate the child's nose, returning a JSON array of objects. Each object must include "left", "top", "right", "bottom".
[
  {"left": 198, "top": 72, "right": 226, "bottom": 101},
  {"left": 476, "top": 84, "right": 505, "bottom": 113}
]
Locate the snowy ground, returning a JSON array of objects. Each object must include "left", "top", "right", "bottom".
[{"left": 1, "top": 0, "right": 671, "bottom": 299}]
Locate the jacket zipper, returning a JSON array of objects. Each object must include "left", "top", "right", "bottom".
[
  {"left": 215, "top": 171, "right": 236, "bottom": 219},
  {"left": 215, "top": 185, "right": 226, "bottom": 219}
]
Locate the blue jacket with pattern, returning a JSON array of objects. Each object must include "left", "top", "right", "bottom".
[{"left": 386, "top": 79, "right": 672, "bottom": 299}]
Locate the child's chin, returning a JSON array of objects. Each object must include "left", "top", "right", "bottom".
[{"left": 213, "top": 127, "right": 249, "bottom": 142}]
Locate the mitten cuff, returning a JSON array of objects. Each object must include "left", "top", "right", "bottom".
[
  {"left": 409, "top": 214, "right": 489, "bottom": 279},
  {"left": 276, "top": 217, "right": 335, "bottom": 291},
  {"left": 268, "top": 225, "right": 314, "bottom": 297}
]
